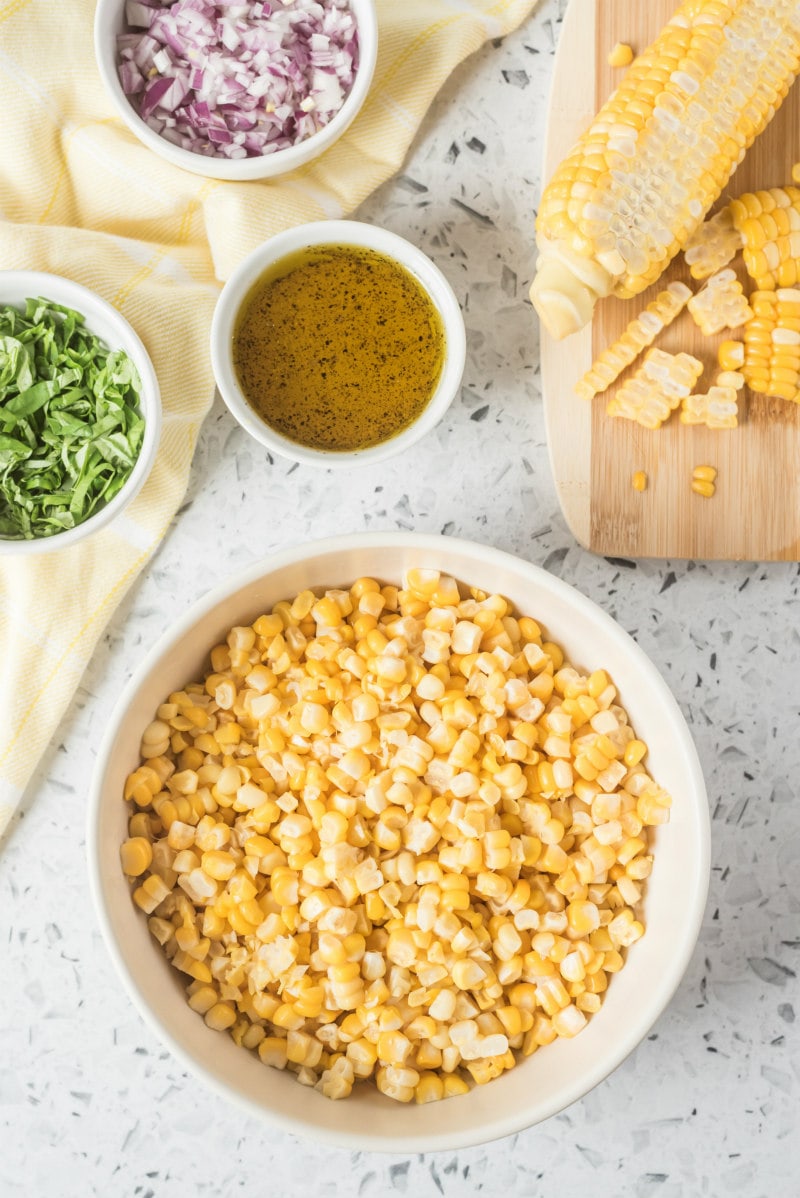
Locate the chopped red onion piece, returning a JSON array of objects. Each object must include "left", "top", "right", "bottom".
[{"left": 116, "top": 0, "right": 359, "bottom": 160}]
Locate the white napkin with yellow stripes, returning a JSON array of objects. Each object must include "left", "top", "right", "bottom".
[{"left": 0, "top": 0, "right": 539, "bottom": 836}]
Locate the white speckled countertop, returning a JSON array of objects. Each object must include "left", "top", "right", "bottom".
[{"left": 2, "top": 1, "right": 800, "bottom": 1193}]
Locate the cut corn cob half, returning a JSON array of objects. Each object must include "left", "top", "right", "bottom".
[
  {"left": 687, "top": 268, "right": 753, "bottom": 336},
  {"left": 575, "top": 281, "right": 692, "bottom": 400},
  {"left": 729, "top": 186, "right": 800, "bottom": 290},
  {"left": 607, "top": 349, "right": 703, "bottom": 429},
  {"left": 680, "top": 386, "right": 739, "bottom": 428},
  {"left": 743, "top": 288, "right": 800, "bottom": 401},
  {"left": 530, "top": 0, "right": 800, "bottom": 340},
  {"left": 683, "top": 207, "right": 743, "bottom": 280}
]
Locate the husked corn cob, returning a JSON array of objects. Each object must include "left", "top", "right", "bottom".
[
  {"left": 575, "top": 282, "right": 692, "bottom": 400},
  {"left": 743, "top": 288, "right": 800, "bottom": 401},
  {"left": 687, "top": 269, "right": 753, "bottom": 335},
  {"left": 607, "top": 349, "right": 703, "bottom": 429},
  {"left": 530, "top": 0, "right": 800, "bottom": 339},
  {"left": 680, "top": 386, "right": 739, "bottom": 428},
  {"left": 730, "top": 186, "right": 800, "bottom": 289},
  {"left": 684, "top": 207, "right": 743, "bottom": 280}
]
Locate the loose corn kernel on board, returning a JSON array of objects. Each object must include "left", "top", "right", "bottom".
[{"left": 541, "top": 0, "right": 800, "bottom": 560}]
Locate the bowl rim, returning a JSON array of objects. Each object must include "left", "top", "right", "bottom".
[
  {"left": 93, "top": 0, "right": 379, "bottom": 181},
  {"left": 0, "top": 269, "right": 161, "bottom": 556},
  {"left": 86, "top": 531, "right": 710, "bottom": 1152},
  {"left": 209, "top": 220, "right": 467, "bottom": 468}
]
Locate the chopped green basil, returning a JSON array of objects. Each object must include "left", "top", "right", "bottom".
[{"left": 0, "top": 297, "right": 145, "bottom": 540}]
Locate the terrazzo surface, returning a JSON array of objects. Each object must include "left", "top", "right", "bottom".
[{"left": 2, "top": 1, "right": 800, "bottom": 1194}]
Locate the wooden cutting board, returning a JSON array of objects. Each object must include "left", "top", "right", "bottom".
[{"left": 541, "top": 0, "right": 800, "bottom": 560}]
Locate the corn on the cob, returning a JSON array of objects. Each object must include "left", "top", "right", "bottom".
[
  {"left": 530, "top": 0, "right": 800, "bottom": 340},
  {"left": 730, "top": 186, "right": 800, "bottom": 289},
  {"left": 680, "top": 386, "right": 739, "bottom": 428},
  {"left": 743, "top": 288, "right": 800, "bottom": 401},
  {"left": 607, "top": 349, "right": 703, "bottom": 429},
  {"left": 687, "top": 268, "right": 753, "bottom": 335},
  {"left": 684, "top": 207, "right": 743, "bottom": 280},
  {"left": 575, "top": 282, "right": 692, "bottom": 400}
]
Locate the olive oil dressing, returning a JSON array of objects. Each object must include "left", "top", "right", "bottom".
[{"left": 232, "top": 244, "right": 446, "bottom": 453}]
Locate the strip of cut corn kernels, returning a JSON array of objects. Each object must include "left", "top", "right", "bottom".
[
  {"left": 687, "top": 269, "right": 753, "bottom": 336},
  {"left": 608, "top": 349, "right": 704, "bottom": 429},
  {"left": 680, "top": 387, "right": 739, "bottom": 429},
  {"left": 684, "top": 207, "right": 743, "bottom": 280},
  {"left": 575, "top": 282, "right": 692, "bottom": 401},
  {"left": 123, "top": 571, "right": 670, "bottom": 1103}
]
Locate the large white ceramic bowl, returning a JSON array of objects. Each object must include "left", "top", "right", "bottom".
[
  {"left": 87, "top": 533, "right": 709, "bottom": 1152},
  {"left": 0, "top": 271, "right": 161, "bottom": 556},
  {"left": 94, "top": 0, "right": 378, "bottom": 181},
  {"left": 210, "top": 221, "right": 467, "bottom": 468}
]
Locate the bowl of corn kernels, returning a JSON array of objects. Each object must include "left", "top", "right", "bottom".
[{"left": 87, "top": 532, "right": 709, "bottom": 1150}]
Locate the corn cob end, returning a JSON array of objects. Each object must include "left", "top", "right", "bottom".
[{"left": 530, "top": 246, "right": 613, "bottom": 339}]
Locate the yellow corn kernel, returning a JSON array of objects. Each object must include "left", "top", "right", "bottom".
[
  {"left": 415, "top": 1072, "right": 445, "bottom": 1104},
  {"left": 119, "top": 837, "right": 153, "bottom": 877},
  {"left": 631, "top": 470, "right": 647, "bottom": 493},
  {"left": 442, "top": 1074, "right": 470, "bottom": 1098},
  {"left": 607, "top": 41, "right": 634, "bottom": 68},
  {"left": 258, "top": 1036, "right": 289, "bottom": 1070},
  {"left": 718, "top": 340, "right": 745, "bottom": 371},
  {"left": 132, "top": 873, "right": 171, "bottom": 914},
  {"left": 201, "top": 850, "right": 237, "bottom": 881},
  {"left": 624, "top": 739, "right": 647, "bottom": 768},
  {"left": 204, "top": 1002, "right": 236, "bottom": 1031},
  {"left": 187, "top": 985, "right": 218, "bottom": 1015},
  {"left": 691, "top": 479, "right": 716, "bottom": 498}
]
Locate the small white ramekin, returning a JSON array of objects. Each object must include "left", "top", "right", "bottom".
[
  {"left": 0, "top": 271, "right": 161, "bottom": 556},
  {"left": 94, "top": 0, "right": 378, "bottom": 181},
  {"left": 210, "top": 220, "right": 467, "bottom": 468}
]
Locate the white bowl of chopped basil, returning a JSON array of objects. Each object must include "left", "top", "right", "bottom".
[{"left": 0, "top": 271, "right": 160, "bottom": 553}]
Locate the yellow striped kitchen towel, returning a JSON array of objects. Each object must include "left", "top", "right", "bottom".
[{"left": 0, "top": 0, "right": 539, "bottom": 837}]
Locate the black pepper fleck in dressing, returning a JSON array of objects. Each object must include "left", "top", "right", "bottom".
[{"left": 232, "top": 245, "right": 446, "bottom": 452}]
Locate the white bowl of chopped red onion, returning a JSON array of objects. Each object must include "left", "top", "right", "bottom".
[
  {"left": 87, "top": 532, "right": 709, "bottom": 1150},
  {"left": 94, "top": 0, "right": 378, "bottom": 180}
]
